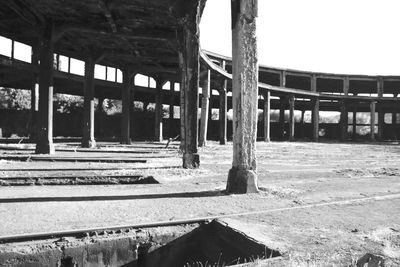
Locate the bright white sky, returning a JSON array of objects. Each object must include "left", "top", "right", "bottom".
[{"left": 200, "top": 0, "right": 400, "bottom": 75}]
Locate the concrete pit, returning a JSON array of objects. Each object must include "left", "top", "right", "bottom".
[{"left": 0, "top": 220, "right": 281, "bottom": 267}]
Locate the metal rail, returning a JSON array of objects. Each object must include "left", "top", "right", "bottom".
[{"left": 1, "top": 192, "right": 399, "bottom": 244}]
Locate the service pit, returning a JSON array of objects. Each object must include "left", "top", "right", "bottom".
[{"left": 0, "top": 220, "right": 281, "bottom": 267}]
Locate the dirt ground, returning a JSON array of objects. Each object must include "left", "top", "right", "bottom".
[{"left": 0, "top": 140, "right": 400, "bottom": 266}]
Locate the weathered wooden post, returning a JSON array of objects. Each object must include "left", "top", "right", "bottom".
[
  {"left": 154, "top": 79, "right": 163, "bottom": 142},
  {"left": 288, "top": 94, "right": 295, "bottom": 142},
  {"left": 178, "top": 1, "right": 204, "bottom": 168},
  {"left": 226, "top": 0, "right": 259, "bottom": 194},
  {"left": 199, "top": 70, "right": 210, "bottom": 147},
  {"left": 370, "top": 100, "right": 376, "bottom": 141},
  {"left": 263, "top": 90, "right": 270, "bottom": 142},
  {"left": 169, "top": 82, "right": 175, "bottom": 137},
  {"left": 279, "top": 97, "right": 286, "bottom": 140},
  {"left": 121, "top": 68, "right": 133, "bottom": 144},
  {"left": 82, "top": 56, "right": 96, "bottom": 148},
  {"left": 340, "top": 99, "right": 348, "bottom": 141},
  {"left": 219, "top": 79, "right": 227, "bottom": 145},
  {"left": 35, "top": 21, "right": 55, "bottom": 154},
  {"left": 311, "top": 97, "right": 319, "bottom": 142},
  {"left": 30, "top": 44, "right": 39, "bottom": 142}
]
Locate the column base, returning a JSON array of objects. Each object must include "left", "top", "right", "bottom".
[
  {"left": 219, "top": 138, "right": 227, "bottom": 145},
  {"left": 226, "top": 168, "right": 259, "bottom": 194},
  {"left": 35, "top": 142, "right": 55, "bottom": 154},
  {"left": 264, "top": 138, "right": 270, "bottom": 142},
  {"left": 81, "top": 139, "right": 96, "bottom": 148},
  {"left": 120, "top": 139, "right": 132, "bottom": 145},
  {"left": 183, "top": 153, "right": 200, "bottom": 169}
]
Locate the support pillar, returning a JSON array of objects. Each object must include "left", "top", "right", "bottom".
[
  {"left": 353, "top": 105, "right": 357, "bottom": 139},
  {"left": 392, "top": 110, "right": 397, "bottom": 140},
  {"left": 178, "top": 13, "right": 200, "bottom": 168},
  {"left": 288, "top": 95, "right": 295, "bottom": 142},
  {"left": 311, "top": 75, "right": 317, "bottom": 92},
  {"left": 82, "top": 56, "right": 96, "bottom": 148},
  {"left": 199, "top": 70, "right": 210, "bottom": 147},
  {"left": 169, "top": 82, "right": 175, "bottom": 137},
  {"left": 340, "top": 100, "right": 348, "bottom": 141},
  {"left": 280, "top": 71, "right": 286, "bottom": 87},
  {"left": 263, "top": 91, "right": 270, "bottom": 142},
  {"left": 279, "top": 97, "right": 285, "bottom": 140},
  {"left": 311, "top": 98, "right": 319, "bottom": 142},
  {"left": 377, "top": 106, "right": 384, "bottom": 141},
  {"left": 219, "top": 80, "right": 227, "bottom": 145},
  {"left": 299, "top": 110, "right": 305, "bottom": 139},
  {"left": 35, "top": 21, "right": 55, "bottom": 154},
  {"left": 370, "top": 101, "right": 376, "bottom": 141},
  {"left": 121, "top": 69, "right": 132, "bottom": 144},
  {"left": 154, "top": 79, "right": 163, "bottom": 142},
  {"left": 30, "top": 44, "right": 39, "bottom": 141},
  {"left": 226, "top": 0, "right": 259, "bottom": 194}
]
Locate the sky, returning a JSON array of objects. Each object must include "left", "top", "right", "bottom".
[{"left": 200, "top": 0, "right": 400, "bottom": 75}]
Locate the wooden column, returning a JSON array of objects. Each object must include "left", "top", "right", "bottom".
[
  {"left": 35, "top": 21, "right": 55, "bottom": 154},
  {"left": 30, "top": 44, "right": 39, "bottom": 141},
  {"left": 121, "top": 69, "right": 132, "bottom": 144},
  {"left": 311, "top": 98, "right": 319, "bottom": 142},
  {"left": 353, "top": 105, "right": 357, "bottom": 139},
  {"left": 226, "top": 0, "right": 259, "bottom": 194},
  {"left": 179, "top": 13, "right": 200, "bottom": 168},
  {"left": 299, "top": 110, "right": 305, "bottom": 139},
  {"left": 288, "top": 95, "right": 295, "bottom": 141},
  {"left": 263, "top": 91, "right": 270, "bottom": 142},
  {"left": 370, "top": 100, "right": 376, "bottom": 141},
  {"left": 340, "top": 100, "right": 348, "bottom": 141},
  {"left": 219, "top": 80, "right": 227, "bottom": 145},
  {"left": 311, "top": 75, "right": 317, "bottom": 92},
  {"left": 154, "top": 79, "right": 163, "bottom": 142},
  {"left": 279, "top": 97, "right": 285, "bottom": 140},
  {"left": 377, "top": 79, "right": 384, "bottom": 140},
  {"left": 199, "top": 70, "right": 210, "bottom": 147},
  {"left": 82, "top": 56, "right": 96, "bottom": 148},
  {"left": 280, "top": 71, "right": 286, "bottom": 87},
  {"left": 343, "top": 77, "right": 350, "bottom": 96},
  {"left": 169, "top": 82, "right": 175, "bottom": 137}
]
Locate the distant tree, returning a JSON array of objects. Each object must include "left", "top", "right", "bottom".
[{"left": 0, "top": 88, "right": 31, "bottom": 110}]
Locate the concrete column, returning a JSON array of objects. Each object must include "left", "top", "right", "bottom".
[
  {"left": 279, "top": 97, "right": 285, "bottom": 139},
  {"left": 219, "top": 80, "right": 227, "bottom": 145},
  {"left": 82, "top": 56, "right": 96, "bottom": 148},
  {"left": 199, "top": 70, "right": 210, "bottom": 147},
  {"left": 154, "top": 79, "right": 163, "bottom": 142},
  {"left": 30, "top": 44, "right": 39, "bottom": 141},
  {"left": 370, "top": 100, "right": 376, "bottom": 141},
  {"left": 263, "top": 91, "right": 270, "bottom": 142},
  {"left": 280, "top": 71, "right": 286, "bottom": 87},
  {"left": 311, "top": 75, "right": 317, "bottom": 92},
  {"left": 179, "top": 21, "right": 200, "bottom": 168},
  {"left": 35, "top": 21, "right": 55, "bottom": 154},
  {"left": 353, "top": 105, "right": 357, "bottom": 139},
  {"left": 226, "top": 0, "right": 259, "bottom": 194},
  {"left": 311, "top": 98, "right": 319, "bottom": 142},
  {"left": 288, "top": 95, "right": 295, "bottom": 141},
  {"left": 169, "top": 82, "right": 175, "bottom": 137},
  {"left": 340, "top": 100, "right": 348, "bottom": 141},
  {"left": 121, "top": 69, "right": 132, "bottom": 144}
]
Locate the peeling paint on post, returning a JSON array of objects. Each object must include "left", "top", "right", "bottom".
[
  {"left": 82, "top": 56, "right": 96, "bottom": 148},
  {"left": 226, "top": 0, "right": 259, "bottom": 194},
  {"left": 35, "top": 21, "right": 55, "bottom": 154}
]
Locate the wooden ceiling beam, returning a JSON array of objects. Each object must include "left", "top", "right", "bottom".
[{"left": 97, "top": 0, "right": 117, "bottom": 33}]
